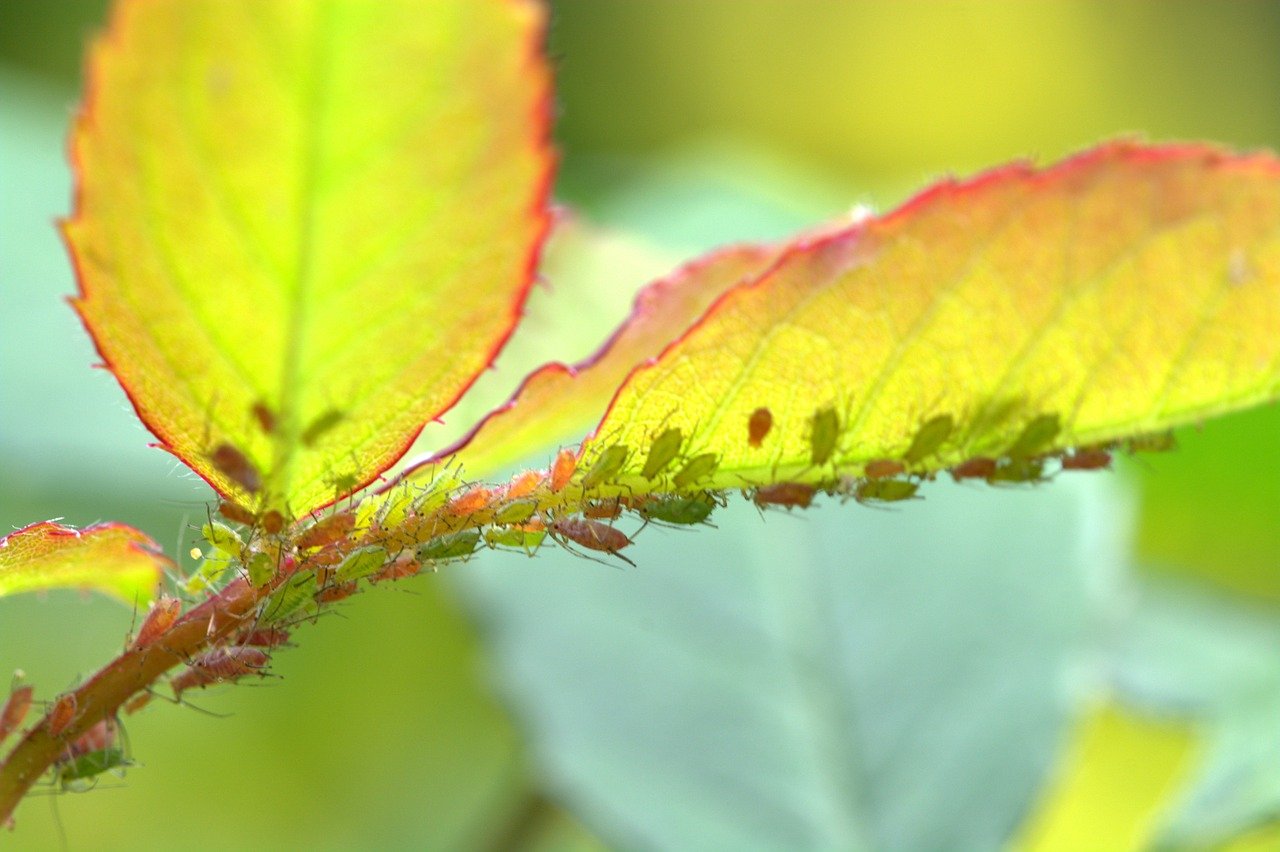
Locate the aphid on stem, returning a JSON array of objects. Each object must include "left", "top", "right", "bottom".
[
  {"left": 551, "top": 517, "right": 635, "bottom": 567},
  {"left": 583, "top": 498, "right": 623, "bottom": 520},
  {"left": 170, "top": 647, "right": 272, "bottom": 700},
  {"left": 549, "top": 449, "right": 577, "bottom": 492},
  {"left": 47, "top": 693, "right": 78, "bottom": 738},
  {"left": 0, "top": 683, "right": 34, "bottom": 745},
  {"left": 130, "top": 595, "right": 182, "bottom": 650},
  {"left": 295, "top": 512, "right": 355, "bottom": 550},
  {"left": 446, "top": 486, "right": 494, "bottom": 516},
  {"left": 637, "top": 495, "right": 716, "bottom": 526},
  {"left": 506, "top": 470, "right": 544, "bottom": 499}
]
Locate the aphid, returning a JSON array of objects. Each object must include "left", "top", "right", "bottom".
[
  {"left": 949, "top": 457, "right": 997, "bottom": 482},
  {"left": 494, "top": 498, "right": 537, "bottom": 525},
  {"left": 245, "top": 551, "right": 277, "bottom": 588},
  {"left": 251, "top": 401, "right": 276, "bottom": 435},
  {"left": 260, "top": 572, "right": 318, "bottom": 624},
  {"left": 754, "top": 482, "right": 817, "bottom": 509},
  {"left": 260, "top": 510, "right": 285, "bottom": 535},
  {"left": 1060, "top": 449, "right": 1112, "bottom": 471},
  {"left": 334, "top": 546, "right": 388, "bottom": 584},
  {"left": 1009, "top": 413, "right": 1061, "bottom": 459},
  {"left": 810, "top": 407, "right": 840, "bottom": 467},
  {"left": 447, "top": 486, "right": 495, "bottom": 516},
  {"left": 371, "top": 552, "right": 421, "bottom": 583},
  {"left": 315, "top": 581, "right": 359, "bottom": 605},
  {"left": 218, "top": 502, "right": 257, "bottom": 526},
  {"left": 210, "top": 442, "right": 261, "bottom": 493},
  {"left": 131, "top": 596, "right": 182, "bottom": 650},
  {"left": 170, "top": 647, "right": 271, "bottom": 700},
  {"left": 301, "top": 408, "right": 345, "bottom": 447},
  {"left": 65, "top": 717, "right": 116, "bottom": 760},
  {"left": 748, "top": 407, "right": 773, "bottom": 448},
  {"left": 506, "top": 470, "right": 544, "bottom": 499},
  {"left": 0, "top": 685, "right": 34, "bottom": 744},
  {"left": 863, "top": 459, "right": 905, "bottom": 479},
  {"left": 583, "top": 498, "right": 623, "bottom": 520},
  {"left": 551, "top": 518, "right": 634, "bottom": 566},
  {"left": 638, "top": 496, "right": 716, "bottom": 526},
  {"left": 48, "top": 693, "right": 78, "bottom": 737},
  {"left": 123, "top": 693, "right": 153, "bottom": 715},
  {"left": 904, "top": 414, "right": 954, "bottom": 465},
  {"left": 581, "top": 444, "right": 630, "bottom": 490},
  {"left": 484, "top": 526, "right": 548, "bottom": 551},
  {"left": 202, "top": 521, "right": 244, "bottom": 559},
  {"left": 238, "top": 628, "right": 292, "bottom": 648},
  {"left": 988, "top": 458, "right": 1047, "bottom": 485},
  {"left": 58, "top": 747, "right": 129, "bottom": 791},
  {"left": 295, "top": 511, "right": 355, "bottom": 549},
  {"left": 855, "top": 479, "right": 920, "bottom": 504},
  {"left": 418, "top": 530, "right": 481, "bottom": 562},
  {"left": 673, "top": 452, "right": 719, "bottom": 489},
  {"left": 1127, "top": 432, "right": 1177, "bottom": 453},
  {"left": 549, "top": 449, "right": 577, "bottom": 492},
  {"left": 642, "top": 428, "right": 683, "bottom": 480}
]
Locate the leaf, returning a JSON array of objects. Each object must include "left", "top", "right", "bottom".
[
  {"left": 456, "top": 477, "right": 1128, "bottom": 850},
  {"left": 579, "top": 142, "right": 1280, "bottom": 493},
  {"left": 65, "top": 0, "right": 553, "bottom": 515},
  {"left": 0, "top": 520, "right": 168, "bottom": 604},
  {"left": 416, "top": 240, "right": 782, "bottom": 482}
]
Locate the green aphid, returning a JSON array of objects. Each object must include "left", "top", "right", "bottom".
[
  {"left": 581, "top": 444, "right": 630, "bottom": 490},
  {"left": 642, "top": 428, "right": 684, "bottom": 480},
  {"left": 1127, "top": 431, "right": 1176, "bottom": 453},
  {"left": 302, "top": 408, "right": 345, "bottom": 447},
  {"left": 260, "top": 571, "right": 318, "bottom": 624},
  {"left": 419, "top": 530, "right": 481, "bottom": 562},
  {"left": 335, "top": 546, "right": 388, "bottom": 584},
  {"left": 246, "top": 551, "right": 277, "bottom": 588},
  {"left": 673, "top": 452, "right": 719, "bottom": 488},
  {"left": 412, "top": 477, "right": 463, "bottom": 516},
  {"left": 484, "top": 528, "right": 548, "bottom": 551},
  {"left": 202, "top": 521, "right": 244, "bottom": 559},
  {"left": 856, "top": 479, "right": 920, "bottom": 503},
  {"left": 810, "top": 407, "right": 840, "bottom": 466},
  {"left": 184, "top": 557, "right": 232, "bottom": 595},
  {"left": 1008, "top": 413, "right": 1061, "bottom": 459},
  {"left": 988, "top": 457, "right": 1047, "bottom": 485},
  {"left": 494, "top": 499, "right": 537, "bottom": 525},
  {"left": 58, "top": 747, "right": 129, "bottom": 790},
  {"left": 640, "top": 495, "right": 715, "bottom": 526},
  {"left": 904, "top": 414, "right": 954, "bottom": 465}
]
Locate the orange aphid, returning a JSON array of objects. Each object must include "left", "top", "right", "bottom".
[
  {"left": 239, "top": 627, "right": 292, "bottom": 648},
  {"left": 748, "top": 407, "right": 773, "bottom": 448},
  {"left": 218, "top": 502, "right": 258, "bottom": 526},
  {"left": 260, "top": 510, "right": 285, "bottom": 535},
  {"left": 949, "top": 457, "right": 997, "bottom": 482},
  {"left": 864, "top": 459, "right": 906, "bottom": 479},
  {"left": 1060, "top": 449, "right": 1112, "bottom": 471},
  {"left": 507, "top": 470, "right": 544, "bottom": 499},
  {"left": 123, "top": 692, "right": 153, "bottom": 716},
  {"left": 0, "top": 685, "right": 34, "bottom": 743},
  {"left": 210, "top": 443, "right": 261, "bottom": 493},
  {"left": 372, "top": 552, "right": 421, "bottom": 583},
  {"left": 551, "top": 518, "right": 633, "bottom": 564},
  {"left": 251, "top": 401, "right": 276, "bottom": 435},
  {"left": 65, "top": 717, "right": 117, "bottom": 760},
  {"left": 447, "top": 486, "right": 493, "bottom": 516},
  {"left": 550, "top": 449, "right": 577, "bottom": 492},
  {"left": 295, "top": 512, "right": 355, "bottom": 549},
  {"left": 48, "top": 693, "right": 78, "bottom": 737},
  {"left": 171, "top": 647, "right": 270, "bottom": 699},
  {"left": 753, "top": 482, "right": 816, "bottom": 509},
  {"left": 315, "top": 581, "right": 359, "bottom": 605},
  {"left": 131, "top": 595, "right": 182, "bottom": 650},
  {"left": 583, "top": 498, "right": 623, "bottom": 520}
]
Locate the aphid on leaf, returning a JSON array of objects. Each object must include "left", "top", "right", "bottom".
[
  {"left": 673, "top": 452, "right": 719, "bottom": 489},
  {"left": 47, "top": 693, "right": 78, "bottom": 737},
  {"left": 810, "top": 407, "right": 840, "bottom": 467},
  {"left": 202, "top": 521, "right": 244, "bottom": 559},
  {"left": 550, "top": 449, "right": 577, "bottom": 492},
  {"left": 239, "top": 627, "right": 292, "bottom": 649},
  {"left": 171, "top": 647, "right": 271, "bottom": 700},
  {"left": 949, "top": 457, "right": 997, "bottom": 482},
  {"left": 447, "top": 486, "right": 494, "bottom": 516},
  {"left": 251, "top": 401, "right": 276, "bottom": 435},
  {"left": 988, "top": 457, "right": 1047, "bottom": 485},
  {"left": 419, "top": 530, "right": 481, "bottom": 562},
  {"left": 260, "top": 510, "right": 285, "bottom": 535},
  {"left": 210, "top": 443, "right": 261, "bottom": 494},
  {"left": 484, "top": 526, "right": 548, "bottom": 552},
  {"left": 218, "top": 502, "right": 257, "bottom": 526},
  {"left": 855, "top": 479, "right": 919, "bottom": 504},
  {"left": 1060, "top": 449, "right": 1112, "bottom": 471},
  {"left": 642, "top": 428, "right": 684, "bottom": 480},
  {"left": 301, "top": 408, "right": 345, "bottom": 447},
  {"left": 1127, "top": 432, "right": 1177, "bottom": 453},
  {"left": 551, "top": 518, "right": 635, "bottom": 566},
  {"left": 245, "top": 552, "right": 277, "bottom": 588},
  {"left": 494, "top": 498, "right": 537, "bottom": 525},
  {"left": 315, "top": 581, "right": 359, "bottom": 605},
  {"left": 748, "top": 407, "right": 773, "bottom": 448},
  {"left": 583, "top": 499, "right": 623, "bottom": 520},
  {"left": 0, "top": 684, "right": 34, "bottom": 745},
  {"left": 904, "top": 415, "right": 954, "bottom": 466},
  {"left": 131, "top": 595, "right": 182, "bottom": 650},
  {"left": 754, "top": 482, "right": 816, "bottom": 510},
  {"left": 334, "top": 546, "right": 388, "bottom": 584},
  {"left": 638, "top": 496, "right": 716, "bottom": 526},
  {"left": 371, "top": 552, "right": 421, "bottom": 583},
  {"left": 581, "top": 444, "right": 630, "bottom": 490},
  {"left": 295, "top": 511, "right": 355, "bottom": 549},
  {"left": 57, "top": 747, "right": 130, "bottom": 791},
  {"left": 864, "top": 459, "right": 905, "bottom": 479},
  {"left": 506, "top": 470, "right": 544, "bottom": 499},
  {"left": 260, "top": 571, "right": 318, "bottom": 624},
  {"left": 1009, "top": 413, "right": 1061, "bottom": 458}
]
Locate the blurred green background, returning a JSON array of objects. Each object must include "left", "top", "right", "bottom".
[{"left": 2, "top": 1, "right": 1279, "bottom": 849}]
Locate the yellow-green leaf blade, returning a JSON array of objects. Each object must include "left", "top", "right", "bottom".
[
  {"left": 66, "top": 0, "right": 553, "bottom": 515},
  {"left": 0, "top": 521, "right": 169, "bottom": 604},
  {"left": 583, "top": 143, "right": 1280, "bottom": 491}
]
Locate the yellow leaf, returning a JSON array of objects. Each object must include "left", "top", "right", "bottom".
[
  {"left": 66, "top": 0, "right": 553, "bottom": 516},
  {"left": 0, "top": 520, "right": 169, "bottom": 605}
]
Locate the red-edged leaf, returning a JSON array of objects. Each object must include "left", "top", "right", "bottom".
[{"left": 0, "top": 521, "right": 169, "bottom": 604}]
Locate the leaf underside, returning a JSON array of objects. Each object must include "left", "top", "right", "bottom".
[{"left": 0, "top": 521, "right": 168, "bottom": 604}]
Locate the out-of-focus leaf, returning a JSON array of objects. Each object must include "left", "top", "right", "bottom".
[
  {"left": 0, "top": 520, "right": 167, "bottom": 604},
  {"left": 1013, "top": 703, "right": 1197, "bottom": 852},
  {"left": 458, "top": 478, "right": 1128, "bottom": 850},
  {"left": 65, "top": 0, "right": 553, "bottom": 515},
  {"left": 580, "top": 143, "right": 1280, "bottom": 493}
]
